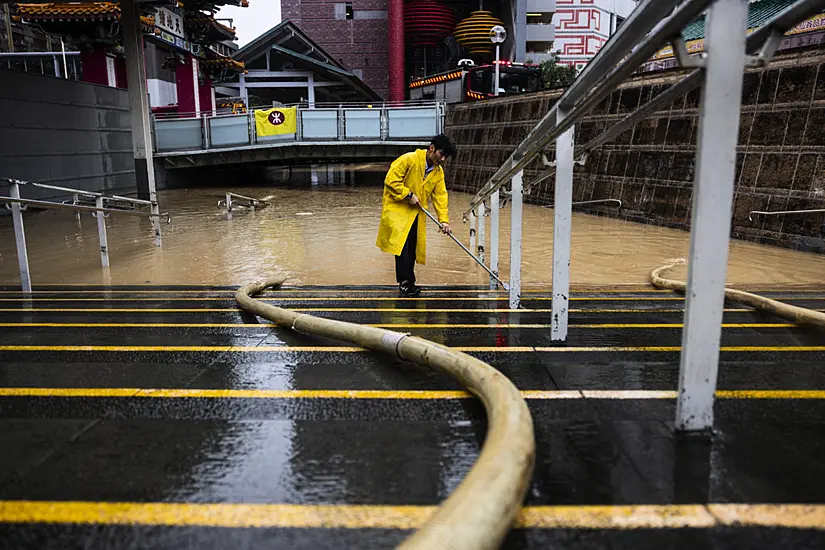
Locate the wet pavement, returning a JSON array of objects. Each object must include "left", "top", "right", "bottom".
[{"left": 0, "top": 285, "right": 824, "bottom": 548}]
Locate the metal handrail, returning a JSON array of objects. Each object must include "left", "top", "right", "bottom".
[
  {"left": 484, "top": 0, "right": 825, "bottom": 209},
  {"left": 465, "top": 0, "right": 705, "bottom": 215},
  {"left": 543, "top": 199, "right": 622, "bottom": 209},
  {"left": 0, "top": 196, "right": 170, "bottom": 221},
  {"left": 154, "top": 100, "right": 443, "bottom": 120},
  {"left": 749, "top": 209, "right": 825, "bottom": 221},
  {"left": 0, "top": 52, "right": 80, "bottom": 57},
  {"left": 2, "top": 177, "right": 153, "bottom": 207},
  {"left": 218, "top": 192, "right": 271, "bottom": 212},
  {"left": 3, "top": 178, "right": 168, "bottom": 293}
]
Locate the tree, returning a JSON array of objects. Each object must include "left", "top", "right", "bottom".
[{"left": 535, "top": 51, "right": 578, "bottom": 90}]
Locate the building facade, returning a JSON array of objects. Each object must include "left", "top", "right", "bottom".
[
  {"left": 550, "top": 0, "right": 637, "bottom": 69},
  {"left": 279, "top": 0, "right": 640, "bottom": 100}
]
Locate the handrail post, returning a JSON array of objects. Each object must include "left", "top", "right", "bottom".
[
  {"left": 489, "top": 190, "right": 500, "bottom": 291},
  {"left": 509, "top": 169, "right": 523, "bottom": 309},
  {"left": 477, "top": 200, "right": 486, "bottom": 264},
  {"left": 9, "top": 183, "right": 32, "bottom": 292},
  {"left": 677, "top": 0, "right": 749, "bottom": 433},
  {"left": 95, "top": 197, "right": 110, "bottom": 268},
  {"left": 72, "top": 193, "right": 81, "bottom": 222},
  {"left": 551, "top": 110, "right": 575, "bottom": 342},
  {"left": 469, "top": 208, "right": 477, "bottom": 258},
  {"left": 225, "top": 193, "right": 233, "bottom": 213}
]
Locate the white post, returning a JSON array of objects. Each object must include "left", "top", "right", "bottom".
[
  {"left": 489, "top": 189, "right": 500, "bottom": 290},
  {"left": 53, "top": 54, "right": 61, "bottom": 78},
  {"left": 225, "top": 193, "right": 233, "bottom": 212},
  {"left": 509, "top": 170, "right": 523, "bottom": 308},
  {"left": 73, "top": 193, "right": 81, "bottom": 222},
  {"left": 551, "top": 111, "right": 575, "bottom": 341},
  {"left": 494, "top": 45, "right": 501, "bottom": 96},
  {"left": 477, "top": 200, "right": 486, "bottom": 263},
  {"left": 239, "top": 73, "right": 248, "bottom": 106},
  {"left": 469, "top": 208, "right": 477, "bottom": 257},
  {"left": 60, "top": 38, "right": 68, "bottom": 79},
  {"left": 95, "top": 197, "right": 110, "bottom": 268},
  {"left": 307, "top": 73, "right": 316, "bottom": 108},
  {"left": 676, "top": 0, "right": 749, "bottom": 432},
  {"left": 10, "top": 183, "right": 32, "bottom": 293},
  {"left": 121, "top": 0, "right": 161, "bottom": 245}
]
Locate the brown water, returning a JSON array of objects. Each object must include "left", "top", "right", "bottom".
[{"left": 1, "top": 181, "right": 823, "bottom": 287}]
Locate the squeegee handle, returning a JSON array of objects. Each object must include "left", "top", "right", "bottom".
[{"left": 419, "top": 205, "right": 509, "bottom": 290}]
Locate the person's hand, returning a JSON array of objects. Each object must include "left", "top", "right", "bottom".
[
  {"left": 408, "top": 193, "right": 420, "bottom": 206},
  {"left": 441, "top": 223, "right": 452, "bottom": 235}
]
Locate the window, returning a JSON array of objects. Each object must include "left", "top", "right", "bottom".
[{"left": 334, "top": 3, "right": 353, "bottom": 20}]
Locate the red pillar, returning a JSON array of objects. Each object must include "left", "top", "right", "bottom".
[
  {"left": 80, "top": 45, "right": 109, "bottom": 86},
  {"left": 388, "top": 0, "right": 405, "bottom": 102},
  {"left": 175, "top": 53, "right": 200, "bottom": 116},
  {"left": 198, "top": 69, "right": 215, "bottom": 115},
  {"left": 114, "top": 56, "right": 128, "bottom": 89}
]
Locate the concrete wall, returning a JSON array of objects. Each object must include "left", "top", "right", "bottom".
[
  {"left": 0, "top": 68, "right": 135, "bottom": 201},
  {"left": 445, "top": 48, "right": 825, "bottom": 253}
]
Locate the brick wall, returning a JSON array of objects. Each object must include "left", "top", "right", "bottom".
[
  {"left": 445, "top": 49, "right": 825, "bottom": 253},
  {"left": 281, "top": 0, "right": 389, "bottom": 99}
]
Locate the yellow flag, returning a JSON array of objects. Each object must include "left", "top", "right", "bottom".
[{"left": 255, "top": 107, "right": 297, "bottom": 136}]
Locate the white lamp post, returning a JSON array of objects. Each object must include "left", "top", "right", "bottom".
[{"left": 490, "top": 25, "right": 506, "bottom": 96}]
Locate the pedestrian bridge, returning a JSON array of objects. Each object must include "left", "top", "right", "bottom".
[{"left": 153, "top": 101, "right": 444, "bottom": 169}]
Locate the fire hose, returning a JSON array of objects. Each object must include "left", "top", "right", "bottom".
[
  {"left": 651, "top": 260, "right": 825, "bottom": 329},
  {"left": 236, "top": 276, "right": 535, "bottom": 549}
]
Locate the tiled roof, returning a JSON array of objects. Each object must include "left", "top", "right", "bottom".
[
  {"left": 201, "top": 53, "right": 245, "bottom": 73},
  {"left": 682, "top": 0, "right": 799, "bottom": 41},
  {"left": 16, "top": 2, "right": 121, "bottom": 20},
  {"left": 16, "top": 2, "right": 155, "bottom": 28}
]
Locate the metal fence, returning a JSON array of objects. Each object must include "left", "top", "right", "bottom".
[
  {"left": 0, "top": 51, "right": 81, "bottom": 80},
  {"left": 151, "top": 101, "right": 446, "bottom": 153},
  {"left": 462, "top": 0, "right": 825, "bottom": 432}
]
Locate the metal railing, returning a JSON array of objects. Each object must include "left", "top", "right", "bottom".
[
  {"left": 749, "top": 208, "right": 825, "bottom": 221},
  {"left": 217, "top": 192, "right": 271, "bottom": 212},
  {"left": 152, "top": 101, "right": 446, "bottom": 153},
  {"left": 459, "top": 0, "right": 825, "bottom": 433},
  {"left": 1, "top": 178, "right": 168, "bottom": 292},
  {"left": 0, "top": 51, "right": 81, "bottom": 80}
]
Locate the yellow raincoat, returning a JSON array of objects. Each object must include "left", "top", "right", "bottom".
[{"left": 376, "top": 149, "right": 449, "bottom": 265}]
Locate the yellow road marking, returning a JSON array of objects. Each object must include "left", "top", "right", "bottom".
[
  {"left": 1, "top": 388, "right": 823, "bottom": 400},
  {"left": 0, "top": 501, "right": 823, "bottom": 529},
  {"left": 0, "top": 345, "right": 823, "bottom": 353},
  {"left": 0, "top": 322, "right": 795, "bottom": 329}
]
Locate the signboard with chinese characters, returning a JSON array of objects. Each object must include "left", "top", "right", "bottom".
[{"left": 154, "top": 7, "right": 185, "bottom": 39}]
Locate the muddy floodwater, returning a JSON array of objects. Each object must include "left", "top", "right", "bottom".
[{"left": 1, "top": 179, "right": 824, "bottom": 288}]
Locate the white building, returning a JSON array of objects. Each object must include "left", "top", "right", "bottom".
[{"left": 516, "top": 0, "right": 636, "bottom": 68}]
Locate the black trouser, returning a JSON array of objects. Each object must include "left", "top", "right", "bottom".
[{"left": 395, "top": 218, "right": 418, "bottom": 285}]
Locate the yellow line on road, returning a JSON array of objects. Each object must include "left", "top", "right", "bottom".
[
  {"left": 0, "top": 288, "right": 680, "bottom": 294},
  {"left": 0, "top": 322, "right": 795, "bottom": 329},
  {"left": 0, "top": 345, "right": 823, "bottom": 353},
  {"left": 1, "top": 388, "right": 823, "bottom": 400},
  {"left": 0, "top": 501, "right": 823, "bottom": 529}
]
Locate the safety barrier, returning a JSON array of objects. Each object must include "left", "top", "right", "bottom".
[
  {"left": 0, "top": 51, "right": 81, "bottom": 80},
  {"left": 1, "top": 177, "right": 167, "bottom": 292},
  {"left": 460, "top": 0, "right": 825, "bottom": 432},
  {"left": 236, "top": 277, "right": 535, "bottom": 550},
  {"left": 152, "top": 101, "right": 446, "bottom": 153}
]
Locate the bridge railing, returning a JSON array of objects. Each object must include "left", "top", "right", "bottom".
[{"left": 152, "top": 101, "right": 446, "bottom": 153}]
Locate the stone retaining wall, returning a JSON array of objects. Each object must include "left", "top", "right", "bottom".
[{"left": 445, "top": 49, "right": 825, "bottom": 253}]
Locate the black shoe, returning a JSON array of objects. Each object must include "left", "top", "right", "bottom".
[{"left": 399, "top": 282, "right": 421, "bottom": 297}]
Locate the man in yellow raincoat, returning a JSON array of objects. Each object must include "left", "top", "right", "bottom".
[{"left": 376, "top": 134, "right": 456, "bottom": 297}]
